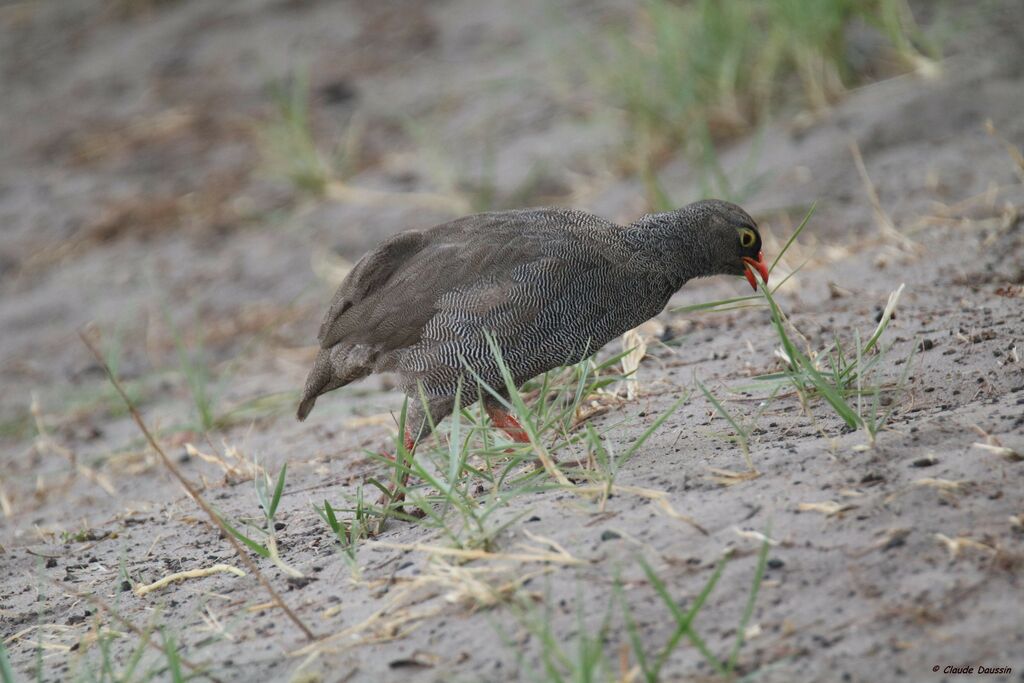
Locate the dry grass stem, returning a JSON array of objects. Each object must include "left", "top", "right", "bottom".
[
  {"left": 798, "top": 501, "right": 858, "bottom": 517},
  {"left": 342, "top": 413, "right": 396, "bottom": 429},
  {"left": 292, "top": 576, "right": 443, "bottom": 661},
  {"left": 849, "top": 140, "right": 917, "bottom": 251},
  {"left": 572, "top": 483, "right": 708, "bottom": 535},
  {"left": 365, "top": 540, "right": 585, "bottom": 566},
  {"left": 265, "top": 534, "right": 305, "bottom": 579},
  {"left": 185, "top": 442, "right": 264, "bottom": 481},
  {"left": 706, "top": 467, "right": 761, "bottom": 486},
  {"left": 134, "top": 563, "right": 247, "bottom": 596},
  {"left": 984, "top": 119, "right": 1024, "bottom": 180},
  {"left": 972, "top": 442, "right": 1022, "bottom": 462},
  {"left": 620, "top": 328, "right": 646, "bottom": 400},
  {"left": 0, "top": 476, "right": 12, "bottom": 517},
  {"left": 732, "top": 527, "right": 780, "bottom": 546},
  {"left": 970, "top": 426, "right": 1021, "bottom": 461},
  {"left": 422, "top": 559, "right": 546, "bottom": 610},
  {"left": 30, "top": 395, "right": 116, "bottom": 496},
  {"left": 619, "top": 322, "right": 661, "bottom": 400},
  {"left": 309, "top": 249, "right": 353, "bottom": 287},
  {"left": 934, "top": 533, "right": 997, "bottom": 560},
  {"left": 912, "top": 478, "right": 963, "bottom": 491}
]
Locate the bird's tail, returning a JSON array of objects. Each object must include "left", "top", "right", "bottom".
[{"left": 296, "top": 348, "right": 334, "bottom": 421}]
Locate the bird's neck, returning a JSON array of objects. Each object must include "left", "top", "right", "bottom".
[{"left": 623, "top": 213, "right": 711, "bottom": 285}]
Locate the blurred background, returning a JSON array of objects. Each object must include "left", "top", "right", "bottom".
[{"left": 3, "top": 0, "right": 1004, "bottom": 445}]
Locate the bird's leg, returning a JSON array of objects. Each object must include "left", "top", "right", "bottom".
[
  {"left": 375, "top": 395, "right": 453, "bottom": 518},
  {"left": 483, "top": 397, "right": 573, "bottom": 476},
  {"left": 484, "top": 403, "right": 531, "bottom": 443},
  {"left": 484, "top": 401, "right": 564, "bottom": 471}
]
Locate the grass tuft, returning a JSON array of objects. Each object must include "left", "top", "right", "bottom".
[
  {"left": 758, "top": 277, "right": 912, "bottom": 443},
  {"left": 588, "top": 0, "right": 936, "bottom": 180},
  {"left": 678, "top": 203, "right": 913, "bottom": 456},
  {"left": 257, "top": 70, "right": 332, "bottom": 196},
  {"left": 217, "top": 460, "right": 303, "bottom": 577}
]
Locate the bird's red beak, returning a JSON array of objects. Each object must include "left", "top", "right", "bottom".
[{"left": 742, "top": 251, "right": 769, "bottom": 291}]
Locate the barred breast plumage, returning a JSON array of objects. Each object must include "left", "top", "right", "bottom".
[{"left": 297, "top": 200, "right": 769, "bottom": 449}]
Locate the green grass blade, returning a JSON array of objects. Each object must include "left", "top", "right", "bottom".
[
  {"left": 477, "top": 331, "right": 570, "bottom": 484},
  {"left": 760, "top": 278, "right": 860, "bottom": 428},
  {"left": 216, "top": 514, "right": 270, "bottom": 558},
  {"left": 162, "top": 628, "right": 184, "bottom": 683},
  {"left": 268, "top": 463, "right": 287, "bottom": 520},
  {"left": 324, "top": 500, "right": 341, "bottom": 534},
  {"left": 315, "top": 500, "right": 343, "bottom": 536},
  {"left": 640, "top": 555, "right": 727, "bottom": 676},
  {"left": 0, "top": 640, "right": 15, "bottom": 683},
  {"left": 769, "top": 202, "right": 816, "bottom": 274},
  {"left": 621, "top": 394, "right": 688, "bottom": 464},
  {"left": 99, "top": 631, "right": 116, "bottom": 680},
  {"left": 615, "top": 578, "right": 654, "bottom": 682},
  {"left": 861, "top": 283, "right": 905, "bottom": 356},
  {"left": 643, "top": 166, "right": 676, "bottom": 213},
  {"left": 697, "top": 381, "right": 750, "bottom": 460},
  {"left": 446, "top": 378, "right": 465, "bottom": 494},
  {"left": 673, "top": 293, "right": 760, "bottom": 314},
  {"left": 727, "top": 536, "right": 771, "bottom": 672},
  {"left": 767, "top": 256, "right": 811, "bottom": 294},
  {"left": 120, "top": 613, "right": 158, "bottom": 681}
]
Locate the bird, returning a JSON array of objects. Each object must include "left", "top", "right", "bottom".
[{"left": 297, "top": 199, "right": 768, "bottom": 470}]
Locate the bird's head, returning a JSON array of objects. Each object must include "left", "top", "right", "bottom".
[
  {"left": 641, "top": 199, "right": 769, "bottom": 291},
  {"left": 695, "top": 199, "right": 769, "bottom": 291}
]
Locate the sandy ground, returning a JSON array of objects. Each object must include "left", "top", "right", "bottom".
[{"left": 2, "top": 1, "right": 1023, "bottom": 681}]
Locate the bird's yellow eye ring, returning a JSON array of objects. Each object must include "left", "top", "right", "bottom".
[{"left": 738, "top": 227, "right": 756, "bottom": 249}]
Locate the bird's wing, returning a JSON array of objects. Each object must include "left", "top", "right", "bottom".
[
  {"left": 404, "top": 212, "right": 642, "bottom": 389},
  {"left": 317, "top": 229, "right": 428, "bottom": 348},
  {"left": 317, "top": 209, "right": 611, "bottom": 355}
]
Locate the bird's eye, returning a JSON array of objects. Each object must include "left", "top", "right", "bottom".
[{"left": 738, "top": 227, "right": 757, "bottom": 249}]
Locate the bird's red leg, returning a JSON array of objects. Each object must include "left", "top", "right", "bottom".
[
  {"left": 485, "top": 403, "right": 530, "bottom": 443},
  {"left": 486, "top": 403, "right": 561, "bottom": 471}
]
